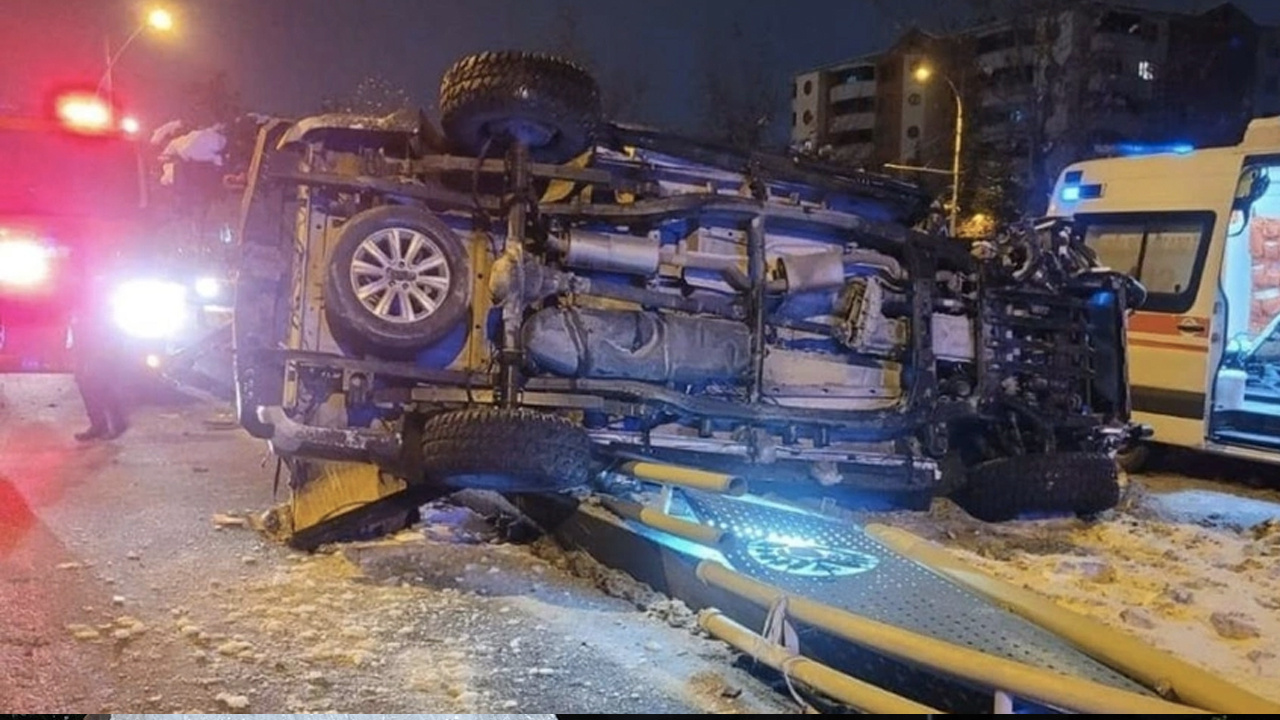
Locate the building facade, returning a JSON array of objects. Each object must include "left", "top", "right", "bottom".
[
  {"left": 792, "top": 29, "right": 960, "bottom": 173},
  {"left": 792, "top": 2, "right": 1280, "bottom": 217}
]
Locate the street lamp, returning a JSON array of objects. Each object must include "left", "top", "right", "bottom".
[
  {"left": 97, "top": 7, "right": 175, "bottom": 102},
  {"left": 913, "top": 63, "right": 964, "bottom": 238}
]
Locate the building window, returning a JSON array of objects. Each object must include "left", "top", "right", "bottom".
[
  {"left": 1097, "top": 11, "right": 1152, "bottom": 39},
  {"left": 791, "top": 112, "right": 797, "bottom": 127},
  {"left": 1098, "top": 55, "right": 1123, "bottom": 76},
  {"left": 803, "top": 109, "right": 814, "bottom": 126},
  {"left": 908, "top": 92, "right": 922, "bottom": 106},
  {"left": 978, "top": 106, "right": 1020, "bottom": 126},
  {"left": 976, "top": 30, "right": 1016, "bottom": 55},
  {"left": 803, "top": 80, "right": 813, "bottom": 96},
  {"left": 906, "top": 125, "right": 920, "bottom": 139},
  {"left": 834, "top": 66, "right": 875, "bottom": 84},
  {"left": 990, "top": 64, "right": 1034, "bottom": 86},
  {"left": 1138, "top": 60, "right": 1155, "bottom": 81},
  {"left": 829, "top": 129, "right": 874, "bottom": 145},
  {"left": 792, "top": 83, "right": 797, "bottom": 99}
]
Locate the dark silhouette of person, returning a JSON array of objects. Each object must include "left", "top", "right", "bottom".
[{"left": 70, "top": 258, "right": 128, "bottom": 441}]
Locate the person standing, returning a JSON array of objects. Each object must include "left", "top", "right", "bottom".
[{"left": 70, "top": 255, "right": 129, "bottom": 441}]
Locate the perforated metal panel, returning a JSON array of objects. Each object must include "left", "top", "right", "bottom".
[{"left": 684, "top": 491, "right": 1152, "bottom": 696}]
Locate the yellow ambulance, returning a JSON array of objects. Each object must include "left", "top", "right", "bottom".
[{"left": 1048, "top": 118, "right": 1280, "bottom": 469}]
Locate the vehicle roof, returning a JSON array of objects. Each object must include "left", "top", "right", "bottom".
[
  {"left": 1045, "top": 117, "right": 1280, "bottom": 216},
  {"left": 1058, "top": 115, "right": 1280, "bottom": 180}
]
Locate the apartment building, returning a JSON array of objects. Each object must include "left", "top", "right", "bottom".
[
  {"left": 792, "top": 2, "right": 1280, "bottom": 213},
  {"left": 792, "top": 29, "right": 958, "bottom": 172}
]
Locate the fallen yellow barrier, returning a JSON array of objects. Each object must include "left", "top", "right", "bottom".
[
  {"left": 695, "top": 560, "right": 1210, "bottom": 715},
  {"left": 699, "top": 608, "right": 944, "bottom": 714},
  {"left": 864, "top": 522, "right": 1280, "bottom": 715}
]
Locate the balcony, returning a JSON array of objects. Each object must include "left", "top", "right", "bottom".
[
  {"left": 828, "top": 113, "right": 875, "bottom": 133},
  {"left": 829, "top": 81, "right": 877, "bottom": 103}
]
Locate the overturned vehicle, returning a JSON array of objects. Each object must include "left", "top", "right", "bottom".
[{"left": 232, "top": 52, "right": 1142, "bottom": 535}]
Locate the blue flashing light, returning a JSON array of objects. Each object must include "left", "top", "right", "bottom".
[
  {"left": 1114, "top": 142, "right": 1195, "bottom": 157},
  {"left": 1061, "top": 185, "right": 1082, "bottom": 202},
  {"left": 1089, "top": 290, "right": 1117, "bottom": 308}
]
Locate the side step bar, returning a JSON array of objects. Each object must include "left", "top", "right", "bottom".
[{"left": 257, "top": 406, "right": 401, "bottom": 464}]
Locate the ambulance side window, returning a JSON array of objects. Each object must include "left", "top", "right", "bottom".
[
  {"left": 1084, "top": 224, "right": 1144, "bottom": 276},
  {"left": 1079, "top": 211, "right": 1214, "bottom": 313},
  {"left": 1142, "top": 225, "right": 1204, "bottom": 294}
]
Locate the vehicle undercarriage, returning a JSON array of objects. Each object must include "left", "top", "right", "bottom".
[{"left": 230, "top": 52, "right": 1142, "bottom": 532}]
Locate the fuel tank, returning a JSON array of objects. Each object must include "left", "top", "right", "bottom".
[{"left": 522, "top": 307, "right": 751, "bottom": 384}]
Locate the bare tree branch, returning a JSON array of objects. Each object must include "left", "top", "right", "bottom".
[
  {"left": 545, "top": 2, "right": 652, "bottom": 123},
  {"left": 320, "top": 74, "right": 414, "bottom": 117},
  {"left": 696, "top": 22, "right": 780, "bottom": 149}
]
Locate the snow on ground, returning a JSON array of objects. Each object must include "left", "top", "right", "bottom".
[
  {"left": 0, "top": 377, "right": 793, "bottom": 714},
  {"left": 858, "top": 467, "right": 1280, "bottom": 701}
]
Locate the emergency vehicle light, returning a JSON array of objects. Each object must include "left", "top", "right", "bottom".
[
  {"left": 1059, "top": 169, "right": 1103, "bottom": 202},
  {"left": 54, "top": 92, "right": 113, "bottom": 133},
  {"left": 0, "top": 238, "right": 53, "bottom": 289},
  {"left": 1115, "top": 142, "right": 1194, "bottom": 156}
]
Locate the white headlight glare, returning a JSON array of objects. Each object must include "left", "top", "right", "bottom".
[
  {"left": 111, "top": 280, "right": 188, "bottom": 339},
  {"left": 194, "top": 277, "right": 221, "bottom": 300}
]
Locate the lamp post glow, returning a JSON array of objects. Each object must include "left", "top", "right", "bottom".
[
  {"left": 98, "top": 7, "right": 175, "bottom": 102},
  {"left": 147, "top": 8, "right": 174, "bottom": 31},
  {"left": 914, "top": 63, "right": 963, "bottom": 238}
]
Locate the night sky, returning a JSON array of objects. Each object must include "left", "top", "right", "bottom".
[{"left": 3, "top": 0, "right": 1280, "bottom": 141}]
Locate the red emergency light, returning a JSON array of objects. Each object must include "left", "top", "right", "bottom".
[
  {"left": 0, "top": 235, "right": 54, "bottom": 289},
  {"left": 54, "top": 92, "right": 114, "bottom": 133}
]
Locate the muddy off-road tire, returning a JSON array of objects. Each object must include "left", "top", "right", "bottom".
[
  {"left": 950, "top": 452, "right": 1121, "bottom": 523},
  {"left": 420, "top": 407, "right": 594, "bottom": 492},
  {"left": 439, "top": 51, "right": 602, "bottom": 164},
  {"left": 323, "top": 206, "right": 470, "bottom": 360}
]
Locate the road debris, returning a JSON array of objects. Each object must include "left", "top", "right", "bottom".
[
  {"left": 1210, "top": 611, "right": 1261, "bottom": 640},
  {"left": 66, "top": 623, "right": 101, "bottom": 641},
  {"left": 214, "top": 691, "right": 250, "bottom": 710},
  {"left": 212, "top": 513, "right": 249, "bottom": 528}
]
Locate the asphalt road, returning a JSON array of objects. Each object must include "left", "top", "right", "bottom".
[
  {"left": 0, "top": 374, "right": 274, "bottom": 712},
  {"left": 0, "top": 374, "right": 792, "bottom": 714}
]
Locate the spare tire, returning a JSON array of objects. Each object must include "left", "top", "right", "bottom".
[
  {"left": 950, "top": 452, "right": 1121, "bottom": 522},
  {"left": 419, "top": 407, "right": 594, "bottom": 493},
  {"left": 439, "top": 51, "right": 602, "bottom": 164},
  {"left": 323, "top": 206, "right": 470, "bottom": 360}
]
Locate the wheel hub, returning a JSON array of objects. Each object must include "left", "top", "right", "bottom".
[
  {"left": 349, "top": 227, "right": 451, "bottom": 324},
  {"left": 387, "top": 267, "right": 417, "bottom": 283},
  {"left": 487, "top": 117, "right": 556, "bottom": 147}
]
